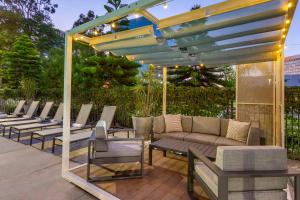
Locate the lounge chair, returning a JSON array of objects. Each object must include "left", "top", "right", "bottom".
[
  {"left": 30, "top": 104, "right": 93, "bottom": 150},
  {"left": 9, "top": 103, "right": 64, "bottom": 146},
  {"left": 188, "top": 146, "right": 300, "bottom": 200},
  {"left": 0, "top": 100, "right": 25, "bottom": 119},
  {"left": 0, "top": 101, "right": 39, "bottom": 123},
  {"left": 0, "top": 101, "right": 52, "bottom": 137},
  {"left": 87, "top": 120, "right": 144, "bottom": 181},
  {"left": 51, "top": 106, "right": 116, "bottom": 153}
]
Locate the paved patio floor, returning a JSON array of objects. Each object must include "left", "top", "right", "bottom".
[{"left": 0, "top": 137, "right": 97, "bottom": 200}]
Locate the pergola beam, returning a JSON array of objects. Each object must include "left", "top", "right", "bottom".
[{"left": 68, "top": 0, "right": 165, "bottom": 35}]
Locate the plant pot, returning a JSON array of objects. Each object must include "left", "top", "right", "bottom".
[{"left": 132, "top": 116, "right": 153, "bottom": 139}]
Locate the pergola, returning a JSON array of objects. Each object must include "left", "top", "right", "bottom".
[{"left": 62, "top": 0, "right": 298, "bottom": 199}]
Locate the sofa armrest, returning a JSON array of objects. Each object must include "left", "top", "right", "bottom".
[{"left": 246, "top": 127, "right": 261, "bottom": 145}]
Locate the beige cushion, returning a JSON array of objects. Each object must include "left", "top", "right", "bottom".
[
  {"left": 215, "top": 137, "right": 245, "bottom": 146},
  {"left": 181, "top": 115, "right": 192, "bottom": 132},
  {"left": 95, "top": 141, "right": 142, "bottom": 158},
  {"left": 164, "top": 114, "right": 183, "bottom": 133},
  {"left": 184, "top": 133, "right": 218, "bottom": 145},
  {"left": 195, "top": 162, "right": 287, "bottom": 198},
  {"left": 220, "top": 119, "right": 229, "bottom": 137},
  {"left": 153, "top": 115, "right": 165, "bottom": 134},
  {"left": 216, "top": 146, "right": 287, "bottom": 171},
  {"left": 162, "top": 132, "right": 188, "bottom": 140},
  {"left": 226, "top": 120, "right": 250, "bottom": 143},
  {"left": 192, "top": 116, "right": 220, "bottom": 136}
]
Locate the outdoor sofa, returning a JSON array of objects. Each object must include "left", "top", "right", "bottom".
[{"left": 151, "top": 115, "right": 262, "bottom": 147}]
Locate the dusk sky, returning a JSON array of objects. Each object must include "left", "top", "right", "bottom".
[{"left": 52, "top": 0, "right": 300, "bottom": 56}]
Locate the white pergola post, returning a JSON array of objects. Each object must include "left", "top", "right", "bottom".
[
  {"left": 162, "top": 66, "right": 167, "bottom": 115},
  {"left": 62, "top": 33, "right": 72, "bottom": 174}
]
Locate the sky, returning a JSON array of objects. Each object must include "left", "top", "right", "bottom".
[{"left": 51, "top": 0, "right": 300, "bottom": 56}]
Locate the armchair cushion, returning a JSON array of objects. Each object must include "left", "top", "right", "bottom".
[
  {"left": 164, "top": 114, "right": 183, "bottom": 133},
  {"left": 195, "top": 162, "right": 287, "bottom": 200},
  {"left": 94, "top": 120, "right": 108, "bottom": 152},
  {"left": 215, "top": 146, "right": 287, "bottom": 171},
  {"left": 195, "top": 162, "right": 287, "bottom": 192},
  {"left": 153, "top": 115, "right": 165, "bottom": 134},
  {"left": 226, "top": 120, "right": 250, "bottom": 143},
  {"left": 192, "top": 116, "right": 220, "bottom": 136},
  {"left": 94, "top": 141, "right": 142, "bottom": 158}
]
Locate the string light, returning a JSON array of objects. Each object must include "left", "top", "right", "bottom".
[
  {"left": 94, "top": 30, "right": 98, "bottom": 35},
  {"left": 282, "top": 28, "right": 286, "bottom": 32},
  {"left": 111, "top": 22, "right": 117, "bottom": 29},
  {"left": 74, "top": 37, "right": 78, "bottom": 41},
  {"left": 286, "top": 19, "right": 291, "bottom": 24},
  {"left": 80, "top": 36, "right": 84, "bottom": 39},
  {"left": 163, "top": 2, "right": 168, "bottom": 9},
  {"left": 200, "top": 63, "right": 204, "bottom": 67},
  {"left": 282, "top": 34, "right": 286, "bottom": 39},
  {"left": 175, "top": 65, "right": 179, "bottom": 69},
  {"left": 288, "top": 2, "right": 292, "bottom": 8},
  {"left": 134, "top": 13, "right": 140, "bottom": 18}
]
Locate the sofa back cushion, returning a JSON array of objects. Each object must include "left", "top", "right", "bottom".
[
  {"left": 192, "top": 116, "right": 220, "bottom": 136},
  {"left": 153, "top": 115, "right": 165, "bottom": 134},
  {"left": 216, "top": 146, "right": 287, "bottom": 171},
  {"left": 164, "top": 114, "right": 183, "bottom": 133},
  {"left": 226, "top": 119, "right": 250, "bottom": 143},
  {"left": 181, "top": 115, "right": 193, "bottom": 133},
  {"left": 220, "top": 118, "right": 229, "bottom": 137}
]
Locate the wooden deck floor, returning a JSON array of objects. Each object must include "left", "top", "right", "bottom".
[
  {"left": 4, "top": 130, "right": 300, "bottom": 200},
  {"left": 72, "top": 146, "right": 208, "bottom": 200}
]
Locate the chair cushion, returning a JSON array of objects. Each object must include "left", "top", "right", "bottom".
[
  {"left": 72, "top": 123, "right": 84, "bottom": 128},
  {"left": 184, "top": 133, "right": 218, "bottom": 145},
  {"left": 95, "top": 141, "right": 142, "bottom": 158},
  {"left": 226, "top": 120, "right": 250, "bottom": 143},
  {"left": 215, "top": 146, "right": 287, "bottom": 171},
  {"left": 215, "top": 137, "right": 245, "bottom": 146},
  {"left": 195, "top": 162, "right": 287, "bottom": 199},
  {"left": 164, "top": 114, "right": 183, "bottom": 133},
  {"left": 220, "top": 118, "right": 229, "bottom": 137},
  {"left": 153, "top": 115, "right": 165, "bottom": 134},
  {"left": 95, "top": 120, "right": 108, "bottom": 152},
  {"left": 192, "top": 116, "right": 220, "bottom": 136},
  {"left": 181, "top": 115, "right": 192, "bottom": 132}
]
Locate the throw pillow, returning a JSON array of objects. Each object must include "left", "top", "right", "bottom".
[
  {"left": 192, "top": 116, "right": 221, "bottom": 136},
  {"left": 153, "top": 115, "right": 165, "bottom": 133},
  {"left": 164, "top": 114, "right": 183, "bottom": 133},
  {"left": 226, "top": 119, "right": 251, "bottom": 143}
]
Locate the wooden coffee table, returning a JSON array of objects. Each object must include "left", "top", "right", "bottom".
[{"left": 148, "top": 138, "right": 216, "bottom": 165}]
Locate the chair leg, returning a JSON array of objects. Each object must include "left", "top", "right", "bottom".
[
  {"left": 163, "top": 150, "right": 167, "bottom": 157},
  {"left": 149, "top": 146, "right": 153, "bottom": 165},
  {"left": 86, "top": 161, "right": 91, "bottom": 181},
  {"left": 41, "top": 136, "right": 45, "bottom": 150},
  {"left": 30, "top": 132, "right": 33, "bottom": 146},
  {"left": 17, "top": 130, "right": 21, "bottom": 142},
  {"left": 52, "top": 138, "right": 56, "bottom": 153},
  {"left": 295, "top": 175, "right": 300, "bottom": 200}
]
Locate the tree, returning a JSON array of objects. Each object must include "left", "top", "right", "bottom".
[
  {"left": 168, "top": 65, "right": 227, "bottom": 87},
  {"left": 2, "top": 35, "right": 42, "bottom": 89},
  {"left": 191, "top": 4, "right": 201, "bottom": 10},
  {"left": 73, "top": 10, "right": 104, "bottom": 37},
  {"left": 77, "top": 55, "right": 140, "bottom": 89},
  {"left": 104, "top": 0, "right": 129, "bottom": 32},
  {"left": 0, "top": 6, "right": 23, "bottom": 50},
  {"left": 0, "top": 0, "right": 63, "bottom": 53}
]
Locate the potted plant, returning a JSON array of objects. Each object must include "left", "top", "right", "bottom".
[{"left": 132, "top": 65, "right": 156, "bottom": 139}]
